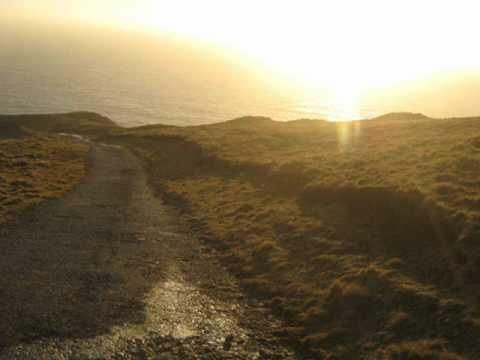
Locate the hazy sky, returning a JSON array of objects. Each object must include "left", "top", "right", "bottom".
[
  {"left": 3, "top": 0, "right": 480, "bottom": 118},
  {"left": 4, "top": 1, "right": 480, "bottom": 77}
]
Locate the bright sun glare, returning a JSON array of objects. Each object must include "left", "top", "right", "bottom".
[
  {"left": 8, "top": 0, "right": 480, "bottom": 119},
  {"left": 123, "top": 0, "right": 480, "bottom": 119}
]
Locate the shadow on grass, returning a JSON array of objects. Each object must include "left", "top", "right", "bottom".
[
  {"left": 105, "top": 134, "right": 480, "bottom": 358},
  {"left": 114, "top": 135, "right": 466, "bottom": 288}
]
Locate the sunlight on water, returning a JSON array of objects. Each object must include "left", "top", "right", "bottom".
[
  {"left": 1, "top": 23, "right": 480, "bottom": 126},
  {"left": 294, "top": 95, "right": 373, "bottom": 122}
]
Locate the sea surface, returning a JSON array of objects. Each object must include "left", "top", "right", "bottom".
[
  {"left": 1, "top": 24, "right": 479, "bottom": 127},
  {"left": 0, "top": 24, "right": 379, "bottom": 127},
  {"left": 0, "top": 60, "right": 359, "bottom": 128},
  {"left": 0, "top": 57, "right": 368, "bottom": 128}
]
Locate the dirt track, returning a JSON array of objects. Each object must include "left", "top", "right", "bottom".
[{"left": 0, "top": 144, "right": 296, "bottom": 359}]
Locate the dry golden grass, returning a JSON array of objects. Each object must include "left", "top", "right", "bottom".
[
  {"left": 108, "top": 113, "right": 480, "bottom": 358},
  {"left": 0, "top": 135, "right": 89, "bottom": 224},
  {"left": 0, "top": 112, "right": 116, "bottom": 223},
  {"left": 381, "top": 340, "right": 464, "bottom": 360},
  {"left": 0, "top": 112, "right": 116, "bottom": 138},
  {"left": 3, "top": 111, "right": 477, "bottom": 357},
  {"left": 2, "top": 111, "right": 476, "bottom": 357}
]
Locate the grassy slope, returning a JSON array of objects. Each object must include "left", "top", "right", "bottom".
[
  {"left": 108, "top": 113, "right": 480, "bottom": 359},
  {"left": 0, "top": 112, "right": 115, "bottom": 224},
  {"left": 0, "top": 112, "right": 117, "bottom": 138},
  {"left": 0, "top": 136, "right": 90, "bottom": 224},
  {"left": 3, "top": 111, "right": 478, "bottom": 357}
]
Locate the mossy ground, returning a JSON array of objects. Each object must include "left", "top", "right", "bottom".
[{"left": 109, "top": 113, "right": 480, "bottom": 359}]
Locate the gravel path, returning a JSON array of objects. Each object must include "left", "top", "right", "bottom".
[{"left": 0, "top": 144, "right": 297, "bottom": 359}]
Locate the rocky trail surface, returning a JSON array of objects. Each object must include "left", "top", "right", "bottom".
[{"left": 0, "top": 144, "right": 297, "bottom": 359}]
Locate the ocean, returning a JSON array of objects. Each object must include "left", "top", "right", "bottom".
[
  {"left": 0, "top": 60, "right": 349, "bottom": 128},
  {"left": 0, "top": 24, "right": 380, "bottom": 127},
  {"left": 1, "top": 23, "right": 479, "bottom": 127}
]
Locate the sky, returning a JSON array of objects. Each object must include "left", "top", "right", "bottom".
[{"left": 2, "top": 0, "right": 480, "bottom": 118}]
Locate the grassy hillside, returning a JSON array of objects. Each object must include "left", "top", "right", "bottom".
[
  {"left": 3, "top": 111, "right": 479, "bottom": 357},
  {"left": 0, "top": 112, "right": 113, "bottom": 224},
  {"left": 0, "top": 136, "right": 90, "bottom": 224},
  {"left": 107, "top": 113, "right": 480, "bottom": 359},
  {"left": 0, "top": 112, "right": 116, "bottom": 138}
]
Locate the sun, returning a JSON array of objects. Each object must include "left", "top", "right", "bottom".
[{"left": 126, "top": 0, "right": 480, "bottom": 120}]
